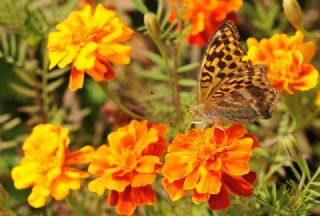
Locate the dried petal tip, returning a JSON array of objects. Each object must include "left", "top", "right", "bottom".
[
  {"left": 283, "top": 0, "right": 303, "bottom": 30},
  {"left": 144, "top": 12, "right": 161, "bottom": 39},
  {"left": 282, "top": 134, "right": 300, "bottom": 160}
]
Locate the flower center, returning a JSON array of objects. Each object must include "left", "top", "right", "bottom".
[{"left": 72, "top": 28, "right": 95, "bottom": 46}]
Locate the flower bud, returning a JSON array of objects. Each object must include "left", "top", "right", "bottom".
[
  {"left": 282, "top": 134, "right": 300, "bottom": 160},
  {"left": 283, "top": 0, "right": 303, "bottom": 30},
  {"left": 144, "top": 12, "right": 161, "bottom": 39}
]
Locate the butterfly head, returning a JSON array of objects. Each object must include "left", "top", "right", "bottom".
[{"left": 188, "top": 104, "right": 208, "bottom": 123}]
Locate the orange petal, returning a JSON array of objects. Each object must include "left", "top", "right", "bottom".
[
  {"left": 131, "top": 173, "right": 155, "bottom": 187},
  {"left": 196, "top": 168, "right": 221, "bottom": 194},
  {"left": 131, "top": 185, "right": 156, "bottom": 205},
  {"left": 50, "top": 177, "right": 70, "bottom": 200},
  {"left": 227, "top": 124, "right": 248, "bottom": 141},
  {"left": 66, "top": 146, "right": 95, "bottom": 165},
  {"left": 221, "top": 151, "right": 250, "bottom": 176},
  {"left": 162, "top": 153, "right": 194, "bottom": 181},
  {"left": 69, "top": 66, "right": 85, "bottom": 91},
  {"left": 222, "top": 173, "right": 254, "bottom": 197},
  {"left": 208, "top": 185, "right": 230, "bottom": 210},
  {"left": 115, "top": 187, "right": 136, "bottom": 215},
  {"left": 136, "top": 156, "right": 159, "bottom": 173},
  {"left": 162, "top": 178, "right": 188, "bottom": 201},
  {"left": 299, "top": 41, "right": 316, "bottom": 64},
  {"left": 192, "top": 189, "right": 210, "bottom": 204},
  {"left": 183, "top": 169, "right": 200, "bottom": 190},
  {"left": 242, "top": 171, "right": 257, "bottom": 184}
]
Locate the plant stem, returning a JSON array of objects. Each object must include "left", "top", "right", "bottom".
[
  {"left": 154, "top": 37, "right": 183, "bottom": 123},
  {"left": 99, "top": 82, "right": 144, "bottom": 120}
]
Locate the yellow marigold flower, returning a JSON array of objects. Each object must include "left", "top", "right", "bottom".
[
  {"left": 246, "top": 31, "right": 318, "bottom": 93},
  {"left": 48, "top": 4, "right": 134, "bottom": 91},
  {"left": 88, "top": 120, "right": 168, "bottom": 215},
  {"left": 168, "top": 0, "right": 243, "bottom": 46},
  {"left": 162, "top": 124, "right": 259, "bottom": 210},
  {"left": 11, "top": 124, "right": 94, "bottom": 208}
]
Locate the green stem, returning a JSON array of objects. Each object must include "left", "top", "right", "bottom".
[
  {"left": 99, "top": 82, "right": 144, "bottom": 120},
  {"left": 154, "top": 37, "right": 183, "bottom": 123}
]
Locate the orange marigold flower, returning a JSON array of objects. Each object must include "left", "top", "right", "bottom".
[
  {"left": 88, "top": 120, "right": 168, "bottom": 215},
  {"left": 48, "top": 4, "right": 134, "bottom": 91},
  {"left": 168, "top": 0, "right": 243, "bottom": 47},
  {"left": 246, "top": 31, "right": 318, "bottom": 93},
  {"left": 11, "top": 124, "right": 94, "bottom": 208},
  {"left": 162, "top": 124, "right": 259, "bottom": 210}
]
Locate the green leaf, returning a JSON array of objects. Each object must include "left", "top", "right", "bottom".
[
  {"left": 139, "top": 71, "right": 169, "bottom": 81},
  {"left": 48, "top": 67, "right": 70, "bottom": 79},
  {"left": 308, "top": 189, "right": 320, "bottom": 197},
  {"left": 47, "top": 78, "right": 64, "bottom": 92},
  {"left": 18, "top": 105, "right": 40, "bottom": 113},
  {"left": 9, "top": 83, "right": 35, "bottom": 98},
  {"left": 132, "top": 0, "right": 149, "bottom": 14},
  {"left": 156, "top": 0, "right": 164, "bottom": 19},
  {"left": 177, "top": 63, "right": 199, "bottom": 73},
  {"left": 14, "top": 67, "right": 35, "bottom": 86},
  {"left": 144, "top": 51, "right": 166, "bottom": 68},
  {"left": 178, "top": 79, "right": 196, "bottom": 87}
]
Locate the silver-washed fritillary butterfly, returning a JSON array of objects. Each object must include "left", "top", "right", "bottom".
[{"left": 189, "top": 21, "right": 280, "bottom": 124}]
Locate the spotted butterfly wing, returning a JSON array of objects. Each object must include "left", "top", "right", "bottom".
[
  {"left": 197, "top": 20, "right": 252, "bottom": 104},
  {"left": 194, "top": 20, "right": 280, "bottom": 123},
  {"left": 204, "top": 64, "right": 280, "bottom": 123}
]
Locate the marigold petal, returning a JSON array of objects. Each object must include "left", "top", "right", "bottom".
[
  {"left": 12, "top": 165, "right": 38, "bottom": 189},
  {"left": 208, "top": 185, "right": 230, "bottom": 210},
  {"left": 196, "top": 168, "right": 221, "bottom": 194},
  {"left": 131, "top": 173, "right": 155, "bottom": 187},
  {"left": 66, "top": 145, "right": 94, "bottom": 165},
  {"left": 135, "top": 155, "right": 159, "bottom": 173},
  {"left": 183, "top": 169, "right": 200, "bottom": 190},
  {"left": 99, "top": 44, "right": 132, "bottom": 65},
  {"left": 222, "top": 173, "right": 254, "bottom": 197},
  {"left": 57, "top": 48, "right": 78, "bottom": 69},
  {"left": 115, "top": 187, "right": 136, "bottom": 215},
  {"left": 28, "top": 185, "right": 50, "bottom": 208},
  {"left": 135, "top": 128, "right": 159, "bottom": 155},
  {"left": 192, "top": 190, "right": 210, "bottom": 204},
  {"left": 131, "top": 185, "right": 156, "bottom": 205},
  {"left": 242, "top": 171, "right": 257, "bottom": 184},
  {"left": 162, "top": 154, "right": 194, "bottom": 181},
  {"left": 293, "top": 64, "right": 318, "bottom": 90},
  {"left": 88, "top": 176, "right": 109, "bottom": 195},
  {"left": 227, "top": 124, "right": 248, "bottom": 141},
  {"left": 162, "top": 178, "right": 188, "bottom": 201},
  {"left": 69, "top": 67, "right": 85, "bottom": 91},
  {"left": 92, "top": 4, "right": 116, "bottom": 29},
  {"left": 50, "top": 177, "right": 70, "bottom": 200},
  {"left": 73, "top": 42, "right": 97, "bottom": 70},
  {"left": 299, "top": 41, "right": 316, "bottom": 64}
]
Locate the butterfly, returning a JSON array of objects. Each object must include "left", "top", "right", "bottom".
[{"left": 189, "top": 20, "right": 280, "bottom": 124}]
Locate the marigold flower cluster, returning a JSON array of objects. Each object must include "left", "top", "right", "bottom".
[
  {"left": 246, "top": 31, "right": 318, "bottom": 93},
  {"left": 168, "top": 0, "right": 243, "bottom": 46},
  {"left": 162, "top": 124, "right": 259, "bottom": 210},
  {"left": 88, "top": 120, "right": 168, "bottom": 215},
  {"left": 11, "top": 124, "right": 94, "bottom": 208},
  {"left": 48, "top": 4, "right": 133, "bottom": 90}
]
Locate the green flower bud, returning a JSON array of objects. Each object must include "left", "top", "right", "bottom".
[
  {"left": 283, "top": 0, "right": 303, "bottom": 30},
  {"left": 282, "top": 134, "right": 300, "bottom": 160},
  {"left": 144, "top": 12, "right": 161, "bottom": 39}
]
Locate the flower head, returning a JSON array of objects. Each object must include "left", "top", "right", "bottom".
[
  {"left": 162, "top": 124, "right": 259, "bottom": 210},
  {"left": 11, "top": 124, "right": 94, "bottom": 208},
  {"left": 88, "top": 120, "right": 168, "bottom": 215},
  {"left": 246, "top": 31, "right": 318, "bottom": 93},
  {"left": 168, "top": 0, "right": 243, "bottom": 47},
  {"left": 48, "top": 4, "right": 134, "bottom": 91}
]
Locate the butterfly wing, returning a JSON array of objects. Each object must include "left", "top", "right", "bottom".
[
  {"left": 197, "top": 20, "right": 252, "bottom": 104},
  {"left": 204, "top": 64, "right": 280, "bottom": 122}
]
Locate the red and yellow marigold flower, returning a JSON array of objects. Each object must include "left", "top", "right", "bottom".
[
  {"left": 11, "top": 124, "right": 94, "bottom": 208},
  {"left": 48, "top": 4, "right": 133, "bottom": 91},
  {"left": 162, "top": 124, "right": 259, "bottom": 210},
  {"left": 246, "top": 31, "right": 318, "bottom": 93},
  {"left": 168, "top": 0, "right": 243, "bottom": 46},
  {"left": 88, "top": 120, "right": 168, "bottom": 215}
]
